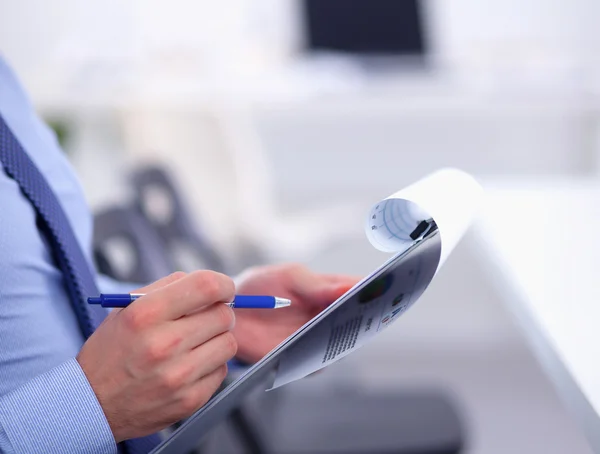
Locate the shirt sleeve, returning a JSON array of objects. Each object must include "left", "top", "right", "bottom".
[{"left": 0, "top": 359, "right": 117, "bottom": 454}]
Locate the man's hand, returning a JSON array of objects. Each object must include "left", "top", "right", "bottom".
[
  {"left": 233, "top": 264, "right": 359, "bottom": 363},
  {"left": 77, "top": 271, "right": 237, "bottom": 443}
]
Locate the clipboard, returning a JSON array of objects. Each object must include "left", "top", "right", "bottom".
[{"left": 150, "top": 169, "right": 482, "bottom": 454}]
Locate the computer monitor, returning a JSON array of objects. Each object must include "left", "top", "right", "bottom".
[{"left": 301, "top": 0, "right": 427, "bottom": 57}]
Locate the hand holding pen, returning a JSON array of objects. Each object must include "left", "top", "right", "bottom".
[{"left": 78, "top": 270, "right": 284, "bottom": 443}]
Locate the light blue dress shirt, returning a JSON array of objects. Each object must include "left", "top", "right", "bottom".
[{"left": 0, "top": 56, "right": 124, "bottom": 453}]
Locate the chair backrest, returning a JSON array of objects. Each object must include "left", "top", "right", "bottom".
[
  {"left": 93, "top": 206, "right": 174, "bottom": 283},
  {"left": 130, "top": 166, "right": 227, "bottom": 274}
]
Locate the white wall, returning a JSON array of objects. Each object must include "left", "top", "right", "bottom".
[{"left": 430, "top": 0, "right": 600, "bottom": 62}]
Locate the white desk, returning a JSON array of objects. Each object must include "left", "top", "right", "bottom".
[{"left": 472, "top": 178, "right": 600, "bottom": 451}]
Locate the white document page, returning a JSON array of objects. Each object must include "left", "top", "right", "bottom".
[{"left": 270, "top": 169, "right": 482, "bottom": 389}]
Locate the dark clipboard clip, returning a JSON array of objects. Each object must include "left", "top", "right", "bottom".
[{"left": 409, "top": 218, "right": 438, "bottom": 241}]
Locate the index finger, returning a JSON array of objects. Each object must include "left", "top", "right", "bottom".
[{"left": 137, "top": 270, "right": 235, "bottom": 320}]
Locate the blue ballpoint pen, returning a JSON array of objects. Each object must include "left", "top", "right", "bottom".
[{"left": 88, "top": 293, "right": 292, "bottom": 309}]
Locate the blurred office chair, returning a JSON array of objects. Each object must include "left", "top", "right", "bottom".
[
  {"left": 93, "top": 206, "right": 174, "bottom": 283},
  {"left": 130, "top": 165, "right": 227, "bottom": 274},
  {"left": 93, "top": 164, "right": 465, "bottom": 454}
]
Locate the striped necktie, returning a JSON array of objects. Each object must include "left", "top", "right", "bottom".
[{"left": 0, "top": 115, "right": 161, "bottom": 454}]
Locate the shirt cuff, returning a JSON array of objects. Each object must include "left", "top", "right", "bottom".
[{"left": 0, "top": 358, "right": 117, "bottom": 454}]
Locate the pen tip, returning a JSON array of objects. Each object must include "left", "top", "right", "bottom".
[
  {"left": 88, "top": 297, "right": 101, "bottom": 305},
  {"left": 275, "top": 297, "right": 292, "bottom": 308}
]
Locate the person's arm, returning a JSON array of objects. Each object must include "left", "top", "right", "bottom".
[
  {"left": 0, "top": 158, "right": 121, "bottom": 453},
  {"left": 0, "top": 167, "right": 235, "bottom": 450},
  {"left": 0, "top": 359, "right": 117, "bottom": 454},
  {"left": 0, "top": 269, "right": 237, "bottom": 452}
]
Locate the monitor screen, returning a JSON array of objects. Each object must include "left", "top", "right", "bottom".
[{"left": 302, "top": 0, "right": 426, "bottom": 56}]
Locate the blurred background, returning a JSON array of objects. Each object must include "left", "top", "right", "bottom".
[{"left": 1, "top": 1, "right": 599, "bottom": 453}]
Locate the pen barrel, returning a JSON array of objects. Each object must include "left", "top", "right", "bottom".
[
  {"left": 99, "top": 294, "right": 135, "bottom": 307},
  {"left": 232, "top": 296, "right": 275, "bottom": 309}
]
